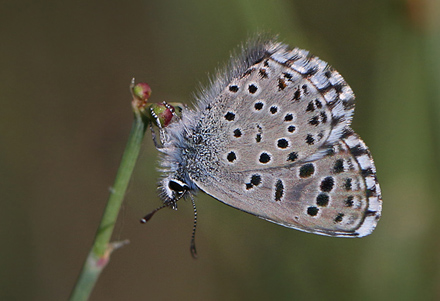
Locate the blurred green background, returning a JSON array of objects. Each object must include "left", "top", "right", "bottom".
[{"left": 1, "top": 0, "right": 440, "bottom": 300}]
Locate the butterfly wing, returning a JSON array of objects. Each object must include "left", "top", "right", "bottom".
[
  {"left": 190, "top": 42, "right": 356, "bottom": 172},
  {"left": 191, "top": 129, "right": 382, "bottom": 237},
  {"left": 159, "top": 39, "right": 382, "bottom": 236}
]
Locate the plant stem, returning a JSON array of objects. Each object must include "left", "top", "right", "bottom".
[{"left": 70, "top": 112, "right": 148, "bottom": 301}]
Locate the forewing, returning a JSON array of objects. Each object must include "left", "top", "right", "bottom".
[
  {"left": 194, "top": 44, "right": 355, "bottom": 172},
  {"left": 192, "top": 129, "right": 382, "bottom": 237}
]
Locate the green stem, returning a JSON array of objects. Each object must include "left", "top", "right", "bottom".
[{"left": 70, "top": 112, "right": 148, "bottom": 301}]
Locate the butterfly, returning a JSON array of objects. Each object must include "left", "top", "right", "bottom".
[{"left": 140, "top": 37, "right": 382, "bottom": 257}]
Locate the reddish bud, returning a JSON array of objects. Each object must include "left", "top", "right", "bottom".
[
  {"left": 130, "top": 80, "right": 184, "bottom": 127},
  {"left": 130, "top": 80, "right": 153, "bottom": 115},
  {"left": 132, "top": 82, "right": 152, "bottom": 101}
]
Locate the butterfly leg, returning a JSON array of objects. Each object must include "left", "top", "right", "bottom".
[
  {"left": 163, "top": 101, "right": 181, "bottom": 120},
  {"left": 150, "top": 104, "right": 171, "bottom": 146},
  {"left": 149, "top": 122, "right": 164, "bottom": 149},
  {"left": 148, "top": 105, "right": 169, "bottom": 148}
]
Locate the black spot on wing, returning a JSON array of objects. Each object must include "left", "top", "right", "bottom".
[
  {"left": 299, "top": 163, "right": 315, "bottom": 178},
  {"left": 259, "top": 152, "right": 271, "bottom": 164},
  {"left": 292, "top": 89, "right": 301, "bottom": 101},
  {"left": 254, "top": 102, "right": 264, "bottom": 110},
  {"left": 344, "top": 178, "right": 352, "bottom": 191},
  {"left": 320, "top": 177, "right": 335, "bottom": 192},
  {"left": 227, "top": 152, "right": 236, "bottom": 162},
  {"left": 361, "top": 168, "right": 374, "bottom": 177},
  {"left": 345, "top": 196, "right": 354, "bottom": 207},
  {"left": 278, "top": 78, "right": 287, "bottom": 90},
  {"left": 284, "top": 114, "right": 293, "bottom": 121},
  {"left": 277, "top": 139, "right": 289, "bottom": 149},
  {"left": 333, "top": 159, "right": 344, "bottom": 173},
  {"left": 224, "top": 112, "right": 235, "bottom": 121},
  {"left": 305, "top": 134, "right": 315, "bottom": 145},
  {"left": 334, "top": 213, "right": 344, "bottom": 223},
  {"left": 316, "top": 193, "right": 329, "bottom": 207},
  {"left": 248, "top": 84, "right": 258, "bottom": 94},
  {"left": 255, "top": 133, "right": 262, "bottom": 143},
  {"left": 229, "top": 85, "right": 239, "bottom": 92},
  {"left": 287, "top": 152, "right": 298, "bottom": 162},
  {"left": 350, "top": 144, "right": 369, "bottom": 157},
  {"left": 275, "top": 179, "right": 284, "bottom": 201},
  {"left": 251, "top": 174, "right": 261, "bottom": 186},
  {"left": 259, "top": 68, "right": 268, "bottom": 78},
  {"left": 233, "top": 128, "right": 242, "bottom": 138},
  {"left": 308, "top": 115, "right": 320, "bottom": 126},
  {"left": 307, "top": 206, "right": 319, "bottom": 216}
]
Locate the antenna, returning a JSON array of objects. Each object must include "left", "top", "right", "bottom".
[
  {"left": 140, "top": 190, "right": 187, "bottom": 223},
  {"left": 140, "top": 203, "right": 169, "bottom": 223},
  {"left": 141, "top": 190, "right": 199, "bottom": 258},
  {"left": 189, "top": 194, "right": 198, "bottom": 259}
]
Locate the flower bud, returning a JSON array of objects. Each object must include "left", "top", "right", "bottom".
[{"left": 132, "top": 82, "right": 152, "bottom": 101}]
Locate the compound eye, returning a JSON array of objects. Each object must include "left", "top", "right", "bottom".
[{"left": 168, "top": 179, "right": 189, "bottom": 192}]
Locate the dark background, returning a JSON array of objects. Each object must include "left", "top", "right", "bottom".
[{"left": 1, "top": 1, "right": 440, "bottom": 300}]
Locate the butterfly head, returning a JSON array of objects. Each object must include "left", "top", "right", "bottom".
[{"left": 161, "top": 177, "right": 190, "bottom": 206}]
